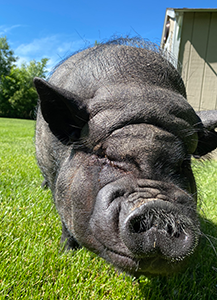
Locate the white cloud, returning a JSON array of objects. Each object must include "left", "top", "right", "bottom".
[
  {"left": 15, "top": 35, "right": 92, "bottom": 72},
  {"left": 0, "top": 25, "right": 23, "bottom": 35}
]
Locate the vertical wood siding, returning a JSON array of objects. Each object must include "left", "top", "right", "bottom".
[{"left": 178, "top": 12, "right": 217, "bottom": 111}]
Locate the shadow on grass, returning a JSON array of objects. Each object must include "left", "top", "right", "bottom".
[{"left": 137, "top": 215, "right": 217, "bottom": 300}]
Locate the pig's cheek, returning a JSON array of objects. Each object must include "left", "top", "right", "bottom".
[{"left": 54, "top": 163, "right": 98, "bottom": 230}]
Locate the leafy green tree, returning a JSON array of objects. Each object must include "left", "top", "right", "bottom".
[
  {"left": 0, "top": 58, "right": 48, "bottom": 119},
  {"left": 0, "top": 36, "right": 17, "bottom": 78},
  {"left": 0, "top": 36, "right": 49, "bottom": 119}
]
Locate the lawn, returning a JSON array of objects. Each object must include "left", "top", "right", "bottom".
[{"left": 0, "top": 117, "right": 217, "bottom": 300}]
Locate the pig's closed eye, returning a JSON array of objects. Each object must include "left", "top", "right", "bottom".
[{"left": 93, "top": 145, "right": 106, "bottom": 158}]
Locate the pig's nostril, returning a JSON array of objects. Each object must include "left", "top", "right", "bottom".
[
  {"left": 131, "top": 217, "right": 153, "bottom": 233},
  {"left": 131, "top": 216, "right": 182, "bottom": 238},
  {"left": 165, "top": 224, "right": 181, "bottom": 238},
  {"left": 173, "top": 231, "right": 181, "bottom": 238},
  {"left": 132, "top": 220, "right": 146, "bottom": 233},
  {"left": 166, "top": 224, "right": 173, "bottom": 235}
]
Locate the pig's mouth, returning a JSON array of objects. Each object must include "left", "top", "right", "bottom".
[
  {"left": 104, "top": 246, "right": 189, "bottom": 276},
  {"left": 90, "top": 177, "right": 200, "bottom": 276}
]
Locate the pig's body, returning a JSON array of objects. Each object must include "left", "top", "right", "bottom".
[{"left": 34, "top": 39, "right": 217, "bottom": 276}]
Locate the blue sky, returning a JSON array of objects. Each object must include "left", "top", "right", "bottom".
[{"left": 1, "top": 0, "right": 217, "bottom": 70}]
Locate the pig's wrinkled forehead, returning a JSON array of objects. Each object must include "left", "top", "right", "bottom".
[
  {"left": 49, "top": 45, "right": 186, "bottom": 99},
  {"left": 49, "top": 44, "right": 201, "bottom": 153},
  {"left": 85, "top": 84, "right": 200, "bottom": 154}
]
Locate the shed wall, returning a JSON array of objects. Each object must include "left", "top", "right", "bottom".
[{"left": 178, "top": 12, "right": 217, "bottom": 111}]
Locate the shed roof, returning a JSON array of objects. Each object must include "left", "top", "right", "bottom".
[{"left": 167, "top": 8, "right": 217, "bottom": 12}]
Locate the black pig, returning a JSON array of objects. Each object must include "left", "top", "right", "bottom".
[{"left": 34, "top": 38, "right": 217, "bottom": 276}]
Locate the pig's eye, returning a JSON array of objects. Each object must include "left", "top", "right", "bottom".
[
  {"left": 93, "top": 145, "right": 106, "bottom": 158},
  {"left": 98, "top": 149, "right": 106, "bottom": 158}
]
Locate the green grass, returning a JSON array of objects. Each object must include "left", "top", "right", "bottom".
[{"left": 0, "top": 117, "right": 217, "bottom": 300}]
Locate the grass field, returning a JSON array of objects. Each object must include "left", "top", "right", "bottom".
[{"left": 0, "top": 117, "right": 217, "bottom": 300}]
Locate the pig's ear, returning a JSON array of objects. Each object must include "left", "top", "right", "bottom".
[
  {"left": 194, "top": 110, "right": 217, "bottom": 157},
  {"left": 34, "top": 77, "right": 89, "bottom": 145}
]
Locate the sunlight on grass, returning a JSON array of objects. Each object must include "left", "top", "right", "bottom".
[{"left": 0, "top": 117, "right": 217, "bottom": 299}]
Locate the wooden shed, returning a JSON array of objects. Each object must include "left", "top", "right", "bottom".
[{"left": 161, "top": 8, "right": 217, "bottom": 111}]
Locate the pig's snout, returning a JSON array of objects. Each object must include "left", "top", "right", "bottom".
[
  {"left": 120, "top": 200, "right": 198, "bottom": 260},
  {"left": 90, "top": 178, "right": 199, "bottom": 273}
]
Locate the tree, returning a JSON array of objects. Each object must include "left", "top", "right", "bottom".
[
  {"left": 0, "top": 58, "right": 48, "bottom": 119},
  {"left": 0, "top": 36, "right": 17, "bottom": 78},
  {"left": 0, "top": 36, "right": 49, "bottom": 119}
]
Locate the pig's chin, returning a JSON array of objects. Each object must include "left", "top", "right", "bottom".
[{"left": 104, "top": 247, "right": 188, "bottom": 276}]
